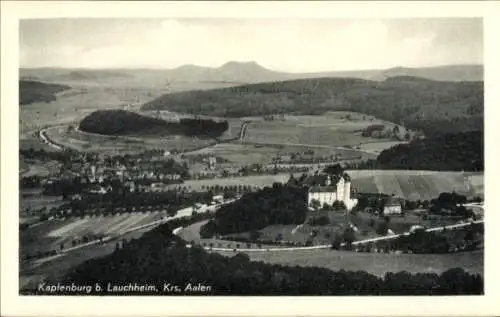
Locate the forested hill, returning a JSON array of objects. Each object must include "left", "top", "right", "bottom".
[
  {"left": 142, "top": 76, "right": 483, "bottom": 136},
  {"left": 376, "top": 131, "right": 483, "bottom": 171},
  {"left": 19, "top": 80, "right": 71, "bottom": 105},
  {"left": 45, "top": 219, "right": 482, "bottom": 296},
  {"left": 79, "top": 110, "right": 228, "bottom": 138}
]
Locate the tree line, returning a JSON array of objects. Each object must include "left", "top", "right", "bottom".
[
  {"left": 376, "top": 131, "right": 483, "bottom": 171},
  {"left": 79, "top": 110, "right": 229, "bottom": 138}
]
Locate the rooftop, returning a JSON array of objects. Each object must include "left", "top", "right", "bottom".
[
  {"left": 384, "top": 197, "right": 402, "bottom": 206},
  {"left": 309, "top": 186, "right": 338, "bottom": 193},
  {"left": 302, "top": 172, "right": 350, "bottom": 187}
]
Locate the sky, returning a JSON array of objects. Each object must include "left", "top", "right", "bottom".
[{"left": 19, "top": 18, "right": 483, "bottom": 72}]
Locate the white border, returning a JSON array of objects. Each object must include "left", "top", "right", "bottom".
[{"left": 2, "top": 1, "right": 500, "bottom": 316}]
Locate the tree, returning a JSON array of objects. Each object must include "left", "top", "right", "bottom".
[
  {"left": 355, "top": 195, "right": 369, "bottom": 211},
  {"left": 310, "top": 199, "right": 321, "bottom": 212},
  {"left": 369, "top": 218, "right": 376, "bottom": 228},
  {"left": 342, "top": 228, "right": 356, "bottom": 246},
  {"left": 250, "top": 230, "right": 262, "bottom": 242},
  {"left": 331, "top": 234, "right": 342, "bottom": 250},
  {"left": 275, "top": 233, "right": 283, "bottom": 242},
  {"left": 324, "top": 164, "right": 343, "bottom": 176},
  {"left": 393, "top": 125, "right": 400, "bottom": 136},
  {"left": 376, "top": 222, "right": 389, "bottom": 235},
  {"left": 332, "top": 200, "right": 347, "bottom": 211}
]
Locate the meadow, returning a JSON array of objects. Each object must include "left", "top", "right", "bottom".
[
  {"left": 241, "top": 113, "right": 400, "bottom": 147},
  {"left": 185, "top": 142, "right": 366, "bottom": 167},
  {"left": 356, "top": 140, "right": 409, "bottom": 154},
  {"left": 347, "top": 170, "right": 483, "bottom": 200},
  {"left": 228, "top": 248, "right": 483, "bottom": 277},
  {"left": 19, "top": 211, "right": 171, "bottom": 259},
  {"left": 44, "top": 124, "right": 216, "bottom": 154},
  {"left": 19, "top": 83, "right": 171, "bottom": 137}
]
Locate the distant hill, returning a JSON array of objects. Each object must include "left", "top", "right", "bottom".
[
  {"left": 20, "top": 63, "right": 482, "bottom": 88},
  {"left": 164, "top": 61, "right": 288, "bottom": 83},
  {"left": 79, "top": 109, "right": 228, "bottom": 138},
  {"left": 370, "top": 65, "right": 483, "bottom": 82},
  {"left": 52, "top": 70, "right": 133, "bottom": 81},
  {"left": 375, "top": 131, "right": 483, "bottom": 171},
  {"left": 19, "top": 80, "right": 71, "bottom": 105},
  {"left": 142, "top": 76, "right": 483, "bottom": 136}
]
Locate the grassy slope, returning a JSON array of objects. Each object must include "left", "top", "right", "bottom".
[
  {"left": 233, "top": 248, "right": 483, "bottom": 277},
  {"left": 347, "top": 170, "right": 483, "bottom": 199}
]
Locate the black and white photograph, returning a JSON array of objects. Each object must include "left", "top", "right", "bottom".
[{"left": 2, "top": 1, "right": 500, "bottom": 316}]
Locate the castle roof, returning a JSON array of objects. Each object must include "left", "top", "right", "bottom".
[
  {"left": 309, "top": 186, "right": 338, "bottom": 193},
  {"left": 302, "top": 172, "right": 350, "bottom": 187}
]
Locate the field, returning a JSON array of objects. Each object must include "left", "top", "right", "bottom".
[
  {"left": 177, "top": 220, "right": 292, "bottom": 250},
  {"left": 226, "top": 248, "right": 483, "bottom": 277},
  {"left": 242, "top": 113, "right": 401, "bottom": 147},
  {"left": 185, "top": 142, "right": 366, "bottom": 167},
  {"left": 178, "top": 220, "right": 483, "bottom": 278},
  {"left": 347, "top": 170, "right": 484, "bottom": 200},
  {"left": 20, "top": 211, "right": 172, "bottom": 258},
  {"left": 20, "top": 225, "right": 154, "bottom": 291},
  {"left": 44, "top": 125, "right": 216, "bottom": 154},
  {"left": 169, "top": 170, "right": 483, "bottom": 201},
  {"left": 166, "top": 173, "right": 292, "bottom": 191},
  {"left": 220, "top": 209, "right": 464, "bottom": 248},
  {"left": 356, "top": 140, "right": 409, "bottom": 154},
  {"left": 19, "top": 71, "right": 245, "bottom": 138},
  {"left": 20, "top": 192, "right": 63, "bottom": 211},
  {"left": 466, "top": 173, "right": 484, "bottom": 197}
]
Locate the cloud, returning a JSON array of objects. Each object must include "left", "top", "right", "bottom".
[{"left": 19, "top": 18, "right": 483, "bottom": 71}]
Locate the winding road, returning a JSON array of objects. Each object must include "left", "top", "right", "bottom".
[{"left": 180, "top": 219, "right": 484, "bottom": 253}]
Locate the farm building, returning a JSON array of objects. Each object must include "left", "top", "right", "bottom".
[
  {"left": 382, "top": 197, "right": 403, "bottom": 215},
  {"left": 304, "top": 172, "right": 358, "bottom": 211},
  {"left": 212, "top": 195, "right": 224, "bottom": 203}
]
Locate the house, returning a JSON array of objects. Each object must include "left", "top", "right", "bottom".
[
  {"left": 208, "top": 156, "right": 217, "bottom": 170},
  {"left": 212, "top": 195, "right": 224, "bottom": 203},
  {"left": 383, "top": 197, "right": 403, "bottom": 215},
  {"left": 304, "top": 172, "right": 358, "bottom": 211},
  {"left": 86, "top": 185, "right": 107, "bottom": 195}
]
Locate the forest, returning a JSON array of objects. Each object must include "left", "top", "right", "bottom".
[
  {"left": 142, "top": 76, "right": 483, "bottom": 136},
  {"left": 19, "top": 80, "right": 71, "bottom": 105},
  {"left": 34, "top": 221, "right": 484, "bottom": 296},
  {"left": 376, "top": 131, "right": 483, "bottom": 171},
  {"left": 79, "top": 110, "right": 229, "bottom": 138},
  {"left": 200, "top": 183, "right": 308, "bottom": 238}
]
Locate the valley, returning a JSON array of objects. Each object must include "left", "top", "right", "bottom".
[{"left": 17, "top": 62, "right": 484, "bottom": 296}]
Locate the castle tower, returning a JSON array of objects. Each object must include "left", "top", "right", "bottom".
[
  {"left": 337, "top": 177, "right": 345, "bottom": 202},
  {"left": 344, "top": 178, "right": 351, "bottom": 203},
  {"left": 325, "top": 175, "right": 331, "bottom": 186}
]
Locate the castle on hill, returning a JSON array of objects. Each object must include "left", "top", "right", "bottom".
[{"left": 293, "top": 171, "right": 358, "bottom": 211}]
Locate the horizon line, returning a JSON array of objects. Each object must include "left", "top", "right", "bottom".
[{"left": 19, "top": 62, "right": 484, "bottom": 74}]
